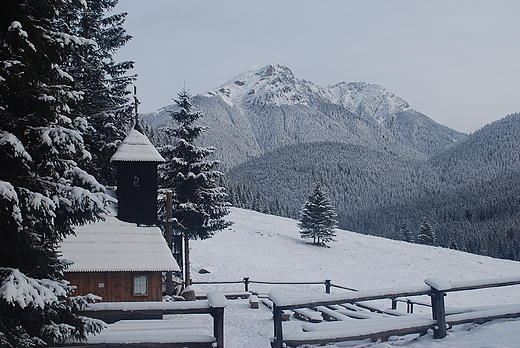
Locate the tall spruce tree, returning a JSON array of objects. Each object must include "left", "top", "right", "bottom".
[
  {"left": 158, "top": 89, "right": 231, "bottom": 287},
  {"left": 0, "top": 1, "right": 107, "bottom": 346},
  {"left": 68, "top": 0, "right": 136, "bottom": 186},
  {"left": 299, "top": 183, "right": 338, "bottom": 247},
  {"left": 417, "top": 218, "right": 436, "bottom": 246}
]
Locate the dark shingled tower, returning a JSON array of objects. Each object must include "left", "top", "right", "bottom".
[{"left": 110, "top": 127, "right": 165, "bottom": 225}]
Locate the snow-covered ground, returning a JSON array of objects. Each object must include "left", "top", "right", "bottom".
[
  {"left": 84, "top": 208, "right": 520, "bottom": 347},
  {"left": 187, "top": 208, "right": 520, "bottom": 348}
]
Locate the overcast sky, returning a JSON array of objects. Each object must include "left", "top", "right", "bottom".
[{"left": 113, "top": 0, "right": 520, "bottom": 133}]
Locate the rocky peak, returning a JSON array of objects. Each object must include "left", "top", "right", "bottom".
[
  {"left": 327, "top": 82, "right": 410, "bottom": 124},
  {"left": 204, "top": 64, "right": 313, "bottom": 106},
  {"left": 257, "top": 64, "right": 296, "bottom": 83}
]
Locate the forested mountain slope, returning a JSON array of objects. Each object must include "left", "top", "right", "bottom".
[
  {"left": 227, "top": 141, "right": 424, "bottom": 219},
  {"left": 429, "top": 113, "right": 520, "bottom": 185},
  {"left": 228, "top": 114, "right": 520, "bottom": 261}
]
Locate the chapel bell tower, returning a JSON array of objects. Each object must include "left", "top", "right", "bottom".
[
  {"left": 110, "top": 125, "right": 165, "bottom": 225},
  {"left": 110, "top": 88, "right": 165, "bottom": 225}
]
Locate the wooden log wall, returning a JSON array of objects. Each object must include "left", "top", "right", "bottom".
[{"left": 64, "top": 271, "right": 163, "bottom": 302}]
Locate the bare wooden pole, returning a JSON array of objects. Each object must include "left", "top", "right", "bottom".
[
  {"left": 273, "top": 304, "right": 283, "bottom": 348},
  {"left": 184, "top": 232, "right": 191, "bottom": 287},
  {"left": 165, "top": 191, "right": 173, "bottom": 295}
]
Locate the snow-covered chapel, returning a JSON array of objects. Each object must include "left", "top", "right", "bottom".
[{"left": 59, "top": 126, "right": 179, "bottom": 302}]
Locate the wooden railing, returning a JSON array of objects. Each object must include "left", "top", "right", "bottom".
[
  {"left": 192, "top": 277, "right": 357, "bottom": 293},
  {"left": 78, "top": 292, "right": 227, "bottom": 348},
  {"left": 269, "top": 276, "right": 520, "bottom": 348},
  {"left": 193, "top": 278, "right": 430, "bottom": 313}
]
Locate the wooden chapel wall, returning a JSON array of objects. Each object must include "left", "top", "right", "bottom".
[{"left": 64, "top": 271, "right": 163, "bottom": 302}]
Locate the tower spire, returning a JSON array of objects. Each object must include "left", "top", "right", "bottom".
[{"left": 133, "top": 85, "right": 143, "bottom": 133}]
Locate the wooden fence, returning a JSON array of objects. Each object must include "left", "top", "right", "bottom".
[
  {"left": 192, "top": 277, "right": 357, "bottom": 294},
  {"left": 75, "top": 292, "right": 227, "bottom": 348},
  {"left": 269, "top": 276, "right": 520, "bottom": 348}
]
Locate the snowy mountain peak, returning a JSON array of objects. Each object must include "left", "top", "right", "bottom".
[
  {"left": 257, "top": 64, "right": 295, "bottom": 81},
  {"left": 204, "top": 64, "right": 412, "bottom": 125},
  {"left": 204, "top": 64, "right": 317, "bottom": 107},
  {"left": 327, "top": 82, "right": 411, "bottom": 125},
  {"left": 144, "top": 64, "right": 465, "bottom": 167}
]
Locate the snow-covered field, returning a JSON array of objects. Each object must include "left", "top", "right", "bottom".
[
  {"left": 84, "top": 208, "right": 520, "bottom": 347},
  {"left": 187, "top": 208, "right": 520, "bottom": 348}
]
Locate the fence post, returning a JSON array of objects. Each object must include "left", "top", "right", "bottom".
[
  {"left": 243, "top": 277, "right": 250, "bottom": 292},
  {"left": 210, "top": 307, "right": 225, "bottom": 348},
  {"left": 430, "top": 289, "right": 447, "bottom": 339},
  {"left": 407, "top": 299, "right": 414, "bottom": 314},
  {"left": 273, "top": 304, "right": 283, "bottom": 348},
  {"left": 325, "top": 279, "right": 331, "bottom": 294}
]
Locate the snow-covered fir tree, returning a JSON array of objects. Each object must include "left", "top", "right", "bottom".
[
  {"left": 158, "top": 89, "right": 232, "bottom": 286},
  {"left": 400, "top": 222, "right": 414, "bottom": 243},
  {"left": 0, "top": 1, "right": 108, "bottom": 346},
  {"left": 417, "top": 218, "right": 436, "bottom": 246},
  {"left": 68, "top": 0, "right": 136, "bottom": 186},
  {"left": 299, "top": 183, "right": 338, "bottom": 247}
]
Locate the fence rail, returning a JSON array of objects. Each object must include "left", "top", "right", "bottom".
[
  {"left": 269, "top": 276, "right": 520, "bottom": 348},
  {"left": 78, "top": 292, "right": 227, "bottom": 348},
  {"left": 192, "top": 278, "right": 356, "bottom": 293}
]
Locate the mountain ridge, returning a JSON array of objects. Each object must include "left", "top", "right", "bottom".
[{"left": 142, "top": 64, "right": 466, "bottom": 167}]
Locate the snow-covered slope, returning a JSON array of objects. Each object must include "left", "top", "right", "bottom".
[
  {"left": 188, "top": 208, "right": 520, "bottom": 348},
  {"left": 192, "top": 208, "right": 520, "bottom": 296},
  {"left": 328, "top": 81, "right": 410, "bottom": 125}
]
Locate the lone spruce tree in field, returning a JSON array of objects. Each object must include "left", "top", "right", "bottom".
[
  {"left": 417, "top": 218, "right": 436, "bottom": 246},
  {"left": 299, "top": 183, "right": 338, "bottom": 247},
  {"left": 159, "top": 89, "right": 232, "bottom": 286}
]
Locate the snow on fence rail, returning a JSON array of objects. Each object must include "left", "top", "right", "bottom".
[
  {"left": 192, "top": 277, "right": 357, "bottom": 293},
  {"left": 269, "top": 276, "right": 520, "bottom": 348},
  {"left": 195, "top": 277, "right": 430, "bottom": 313}
]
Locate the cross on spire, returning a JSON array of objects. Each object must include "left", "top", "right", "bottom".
[{"left": 133, "top": 85, "right": 143, "bottom": 133}]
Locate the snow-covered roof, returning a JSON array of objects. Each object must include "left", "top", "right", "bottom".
[
  {"left": 59, "top": 214, "right": 179, "bottom": 273},
  {"left": 110, "top": 128, "right": 165, "bottom": 163}
]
